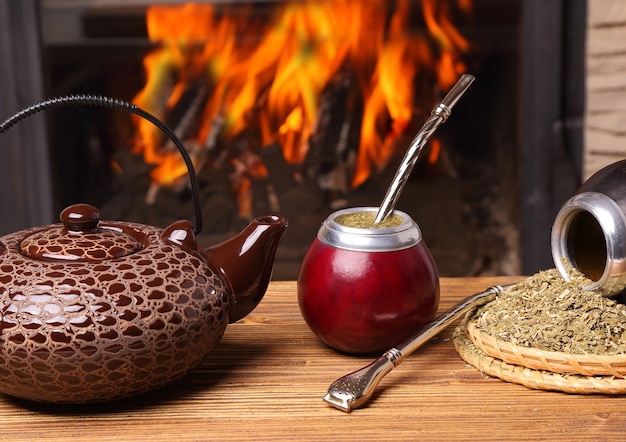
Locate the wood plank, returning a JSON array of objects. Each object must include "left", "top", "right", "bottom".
[
  {"left": 586, "top": 88, "right": 626, "bottom": 113},
  {"left": 584, "top": 152, "right": 626, "bottom": 179},
  {"left": 587, "top": 26, "right": 626, "bottom": 56},
  {"left": 587, "top": 53, "right": 626, "bottom": 89},
  {"left": 587, "top": 0, "right": 626, "bottom": 27},
  {"left": 0, "top": 278, "right": 623, "bottom": 441},
  {"left": 586, "top": 111, "right": 626, "bottom": 132},
  {"left": 585, "top": 131, "right": 626, "bottom": 152}
]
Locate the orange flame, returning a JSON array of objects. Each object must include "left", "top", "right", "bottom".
[
  {"left": 428, "top": 138, "right": 442, "bottom": 165},
  {"left": 132, "top": 0, "right": 472, "bottom": 189}
]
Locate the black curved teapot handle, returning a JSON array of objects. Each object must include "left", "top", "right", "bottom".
[{"left": 0, "top": 95, "right": 203, "bottom": 235}]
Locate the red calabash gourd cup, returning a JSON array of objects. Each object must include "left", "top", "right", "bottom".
[
  {"left": 297, "top": 75, "right": 475, "bottom": 354},
  {"left": 297, "top": 207, "right": 440, "bottom": 354}
]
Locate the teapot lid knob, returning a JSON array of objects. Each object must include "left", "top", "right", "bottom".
[
  {"left": 60, "top": 204, "right": 100, "bottom": 232},
  {"left": 20, "top": 203, "right": 142, "bottom": 261}
]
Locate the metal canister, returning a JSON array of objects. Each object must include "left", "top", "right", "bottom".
[{"left": 551, "top": 160, "right": 626, "bottom": 294}]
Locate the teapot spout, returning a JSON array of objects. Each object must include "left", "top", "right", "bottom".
[{"left": 204, "top": 215, "right": 288, "bottom": 323}]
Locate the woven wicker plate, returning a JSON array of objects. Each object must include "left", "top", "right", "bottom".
[
  {"left": 454, "top": 313, "right": 626, "bottom": 395},
  {"left": 465, "top": 315, "right": 626, "bottom": 378}
]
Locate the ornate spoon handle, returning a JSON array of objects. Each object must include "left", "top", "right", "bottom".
[{"left": 323, "top": 284, "right": 513, "bottom": 412}]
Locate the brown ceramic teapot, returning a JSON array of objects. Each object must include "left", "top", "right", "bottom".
[{"left": 0, "top": 96, "right": 288, "bottom": 403}]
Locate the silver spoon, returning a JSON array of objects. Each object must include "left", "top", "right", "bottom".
[
  {"left": 323, "top": 284, "right": 513, "bottom": 412},
  {"left": 374, "top": 74, "right": 475, "bottom": 224}
]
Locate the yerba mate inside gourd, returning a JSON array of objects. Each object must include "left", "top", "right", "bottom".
[{"left": 335, "top": 211, "right": 404, "bottom": 229}]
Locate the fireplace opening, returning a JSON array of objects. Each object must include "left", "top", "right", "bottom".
[{"left": 1, "top": 0, "right": 585, "bottom": 281}]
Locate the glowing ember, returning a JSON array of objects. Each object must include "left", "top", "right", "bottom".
[{"left": 131, "top": 0, "right": 472, "bottom": 191}]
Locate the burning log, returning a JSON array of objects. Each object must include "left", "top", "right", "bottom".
[
  {"left": 308, "top": 69, "right": 359, "bottom": 208},
  {"left": 129, "top": 0, "right": 474, "bottom": 201},
  {"left": 111, "top": 0, "right": 480, "bottom": 245}
]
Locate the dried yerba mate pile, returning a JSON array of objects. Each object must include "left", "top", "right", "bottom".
[{"left": 472, "top": 268, "right": 626, "bottom": 355}]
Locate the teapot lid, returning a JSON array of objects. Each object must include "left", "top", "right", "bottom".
[{"left": 20, "top": 204, "right": 142, "bottom": 261}]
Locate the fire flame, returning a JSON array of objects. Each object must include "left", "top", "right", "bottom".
[{"left": 132, "top": 0, "right": 472, "bottom": 191}]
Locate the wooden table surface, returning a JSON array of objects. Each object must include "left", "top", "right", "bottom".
[{"left": 0, "top": 277, "right": 624, "bottom": 441}]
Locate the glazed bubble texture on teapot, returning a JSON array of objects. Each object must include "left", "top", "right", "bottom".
[{"left": 0, "top": 96, "right": 288, "bottom": 403}]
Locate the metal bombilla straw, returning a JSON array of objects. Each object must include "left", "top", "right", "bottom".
[
  {"left": 322, "top": 74, "right": 477, "bottom": 413},
  {"left": 374, "top": 74, "right": 475, "bottom": 224}
]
